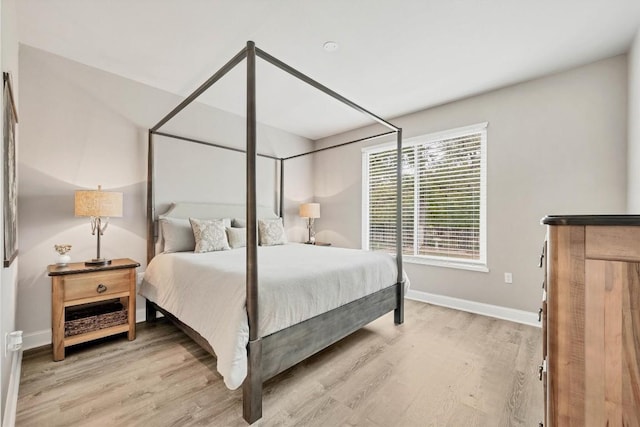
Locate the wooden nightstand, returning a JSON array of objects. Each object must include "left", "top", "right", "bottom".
[{"left": 48, "top": 258, "right": 140, "bottom": 361}]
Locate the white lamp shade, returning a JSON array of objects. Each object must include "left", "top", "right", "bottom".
[
  {"left": 299, "top": 203, "right": 320, "bottom": 219},
  {"left": 75, "top": 186, "right": 123, "bottom": 217}
]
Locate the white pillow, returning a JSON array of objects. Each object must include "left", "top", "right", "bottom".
[
  {"left": 160, "top": 216, "right": 230, "bottom": 252},
  {"left": 189, "top": 218, "right": 230, "bottom": 253},
  {"left": 226, "top": 227, "right": 246, "bottom": 249},
  {"left": 258, "top": 218, "right": 287, "bottom": 246}
]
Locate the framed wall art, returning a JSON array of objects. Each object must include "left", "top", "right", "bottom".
[{"left": 3, "top": 72, "right": 18, "bottom": 267}]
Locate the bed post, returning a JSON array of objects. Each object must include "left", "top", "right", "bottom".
[
  {"left": 145, "top": 300, "right": 157, "bottom": 322},
  {"left": 146, "top": 130, "right": 159, "bottom": 322},
  {"left": 279, "top": 159, "right": 284, "bottom": 220},
  {"left": 146, "top": 129, "right": 155, "bottom": 265},
  {"left": 394, "top": 128, "right": 404, "bottom": 325},
  {"left": 243, "top": 40, "right": 263, "bottom": 425}
]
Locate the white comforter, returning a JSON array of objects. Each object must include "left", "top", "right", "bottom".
[{"left": 140, "top": 243, "right": 406, "bottom": 390}]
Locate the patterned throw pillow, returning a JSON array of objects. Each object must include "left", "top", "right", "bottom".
[
  {"left": 160, "top": 217, "right": 231, "bottom": 253},
  {"left": 226, "top": 227, "right": 246, "bottom": 249},
  {"left": 258, "top": 218, "right": 287, "bottom": 246},
  {"left": 189, "top": 218, "right": 230, "bottom": 252}
]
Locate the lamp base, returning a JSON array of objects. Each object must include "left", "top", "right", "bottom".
[{"left": 85, "top": 258, "right": 111, "bottom": 266}]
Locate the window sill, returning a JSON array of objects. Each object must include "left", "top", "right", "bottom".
[{"left": 403, "top": 255, "right": 489, "bottom": 272}]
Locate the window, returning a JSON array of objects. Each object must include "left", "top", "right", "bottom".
[{"left": 362, "top": 123, "right": 487, "bottom": 271}]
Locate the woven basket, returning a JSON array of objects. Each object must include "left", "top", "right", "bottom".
[{"left": 65, "top": 301, "right": 128, "bottom": 337}]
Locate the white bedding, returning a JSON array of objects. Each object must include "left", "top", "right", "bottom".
[{"left": 140, "top": 243, "right": 407, "bottom": 390}]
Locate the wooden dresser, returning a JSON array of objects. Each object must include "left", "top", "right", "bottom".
[{"left": 541, "top": 215, "right": 640, "bottom": 427}]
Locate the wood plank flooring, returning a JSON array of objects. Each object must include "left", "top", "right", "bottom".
[{"left": 16, "top": 300, "right": 543, "bottom": 426}]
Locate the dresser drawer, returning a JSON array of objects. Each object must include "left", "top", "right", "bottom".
[{"left": 62, "top": 270, "right": 131, "bottom": 302}]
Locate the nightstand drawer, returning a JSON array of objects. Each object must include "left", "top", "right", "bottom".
[{"left": 63, "top": 270, "right": 131, "bottom": 302}]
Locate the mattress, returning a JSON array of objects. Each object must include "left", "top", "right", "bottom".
[{"left": 140, "top": 243, "right": 407, "bottom": 389}]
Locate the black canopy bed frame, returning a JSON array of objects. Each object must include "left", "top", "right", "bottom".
[{"left": 145, "top": 41, "right": 404, "bottom": 424}]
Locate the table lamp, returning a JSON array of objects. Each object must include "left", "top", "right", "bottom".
[
  {"left": 299, "top": 203, "right": 320, "bottom": 244},
  {"left": 74, "top": 185, "right": 123, "bottom": 266}
]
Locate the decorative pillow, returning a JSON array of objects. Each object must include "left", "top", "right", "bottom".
[
  {"left": 226, "top": 227, "right": 246, "bottom": 249},
  {"left": 232, "top": 218, "right": 246, "bottom": 228},
  {"left": 189, "top": 218, "right": 230, "bottom": 252},
  {"left": 258, "top": 218, "right": 287, "bottom": 246},
  {"left": 160, "top": 217, "right": 231, "bottom": 252}
]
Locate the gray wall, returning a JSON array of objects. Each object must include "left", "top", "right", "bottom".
[
  {"left": 313, "top": 55, "right": 628, "bottom": 313},
  {"left": 629, "top": 28, "right": 640, "bottom": 212},
  {"left": 17, "top": 45, "right": 314, "bottom": 347},
  {"left": 1, "top": 0, "right": 19, "bottom": 417}
]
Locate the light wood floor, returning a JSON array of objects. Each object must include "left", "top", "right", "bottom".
[{"left": 17, "top": 300, "right": 543, "bottom": 426}]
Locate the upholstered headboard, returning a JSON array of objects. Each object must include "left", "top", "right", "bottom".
[
  {"left": 154, "top": 202, "right": 279, "bottom": 255},
  {"left": 160, "top": 202, "right": 278, "bottom": 221}
]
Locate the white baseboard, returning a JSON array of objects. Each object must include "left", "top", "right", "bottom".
[
  {"left": 406, "top": 289, "right": 540, "bottom": 327},
  {"left": 22, "top": 308, "right": 149, "bottom": 351},
  {"left": 22, "top": 329, "right": 52, "bottom": 351},
  {"left": 2, "top": 349, "right": 23, "bottom": 427}
]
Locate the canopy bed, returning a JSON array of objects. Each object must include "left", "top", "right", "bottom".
[{"left": 143, "top": 41, "right": 404, "bottom": 424}]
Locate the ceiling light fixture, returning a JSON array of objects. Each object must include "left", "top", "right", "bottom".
[{"left": 323, "top": 41, "right": 339, "bottom": 52}]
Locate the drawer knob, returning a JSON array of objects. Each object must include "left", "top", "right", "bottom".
[
  {"left": 96, "top": 284, "right": 107, "bottom": 293},
  {"left": 538, "top": 365, "right": 544, "bottom": 380}
]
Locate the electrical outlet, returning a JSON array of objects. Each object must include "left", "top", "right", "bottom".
[{"left": 504, "top": 272, "right": 513, "bottom": 284}]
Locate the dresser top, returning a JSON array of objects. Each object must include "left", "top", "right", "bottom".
[{"left": 541, "top": 215, "right": 640, "bottom": 226}]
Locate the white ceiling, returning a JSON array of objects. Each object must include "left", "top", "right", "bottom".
[{"left": 17, "top": 0, "right": 640, "bottom": 140}]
